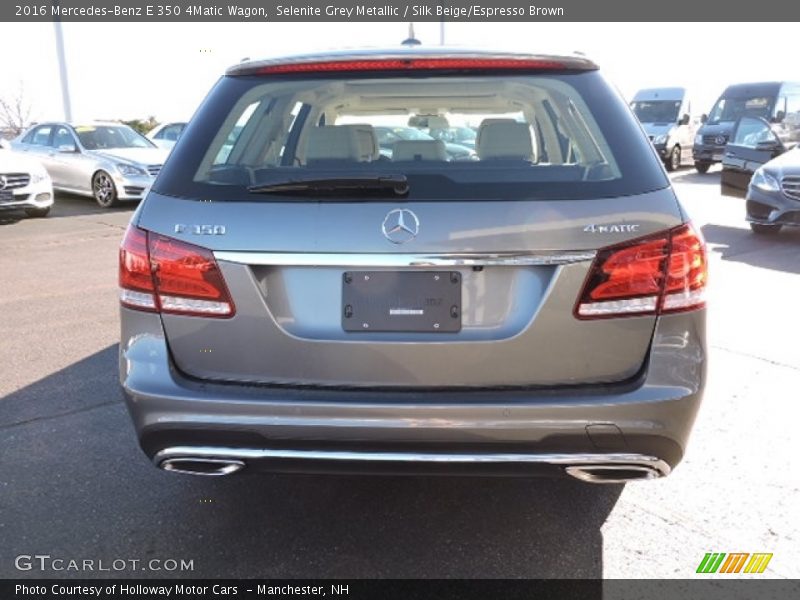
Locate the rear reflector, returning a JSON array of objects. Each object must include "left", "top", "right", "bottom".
[
  {"left": 242, "top": 57, "right": 574, "bottom": 76},
  {"left": 576, "top": 223, "right": 707, "bottom": 319},
  {"left": 119, "top": 225, "right": 235, "bottom": 318}
]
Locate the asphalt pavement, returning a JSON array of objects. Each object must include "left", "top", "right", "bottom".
[{"left": 1, "top": 172, "right": 798, "bottom": 579}]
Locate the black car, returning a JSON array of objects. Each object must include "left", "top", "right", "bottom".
[
  {"left": 721, "top": 116, "right": 800, "bottom": 234},
  {"left": 693, "top": 81, "right": 800, "bottom": 174}
]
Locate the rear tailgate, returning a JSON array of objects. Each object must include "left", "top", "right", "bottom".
[{"left": 136, "top": 188, "right": 683, "bottom": 388}]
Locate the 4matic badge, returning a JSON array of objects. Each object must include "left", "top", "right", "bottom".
[
  {"left": 583, "top": 223, "right": 641, "bottom": 234},
  {"left": 174, "top": 224, "right": 226, "bottom": 235}
]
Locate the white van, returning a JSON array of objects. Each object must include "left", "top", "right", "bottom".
[{"left": 631, "top": 88, "right": 696, "bottom": 171}]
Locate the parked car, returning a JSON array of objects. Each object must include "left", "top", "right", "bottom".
[
  {"left": 119, "top": 48, "right": 707, "bottom": 484},
  {"left": 429, "top": 126, "right": 477, "bottom": 149},
  {"left": 375, "top": 126, "right": 476, "bottom": 161},
  {"left": 0, "top": 138, "right": 53, "bottom": 217},
  {"left": 693, "top": 81, "right": 800, "bottom": 173},
  {"left": 630, "top": 87, "right": 696, "bottom": 171},
  {"left": 12, "top": 122, "right": 169, "bottom": 208},
  {"left": 720, "top": 115, "right": 800, "bottom": 234},
  {"left": 147, "top": 121, "right": 187, "bottom": 151}
]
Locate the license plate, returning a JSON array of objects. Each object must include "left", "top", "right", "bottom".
[
  {"left": 0, "top": 190, "right": 13, "bottom": 204},
  {"left": 342, "top": 271, "right": 462, "bottom": 333},
  {"left": 712, "top": 153, "right": 724, "bottom": 162}
]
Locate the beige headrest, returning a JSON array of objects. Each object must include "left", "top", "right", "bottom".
[
  {"left": 306, "top": 125, "right": 379, "bottom": 162},
  {"left": 476, "top": 121, "right": 533, "bottom": 161},
  {"left": 392, "top": 140, "right": 448, "bottom": 161}
]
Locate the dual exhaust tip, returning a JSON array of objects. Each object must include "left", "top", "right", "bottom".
[
  {"left": 160, "top": 458, "right": 245, "bottom": 477},
  {"left": 158, "top": 455, "right": 665, "bottom": 483}
]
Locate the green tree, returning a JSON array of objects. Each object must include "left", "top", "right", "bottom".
[{"left": 122, "top": 116, "right": 159, "bottom": 135}]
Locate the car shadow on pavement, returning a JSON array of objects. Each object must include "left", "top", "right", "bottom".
[
  {"left": 701, "top": 223, "right": 800, "bottom": 274},
  {"left": 0, "top": 213, "right": 24, "bottom": 226},
  {"left": 669, "top": 168, "right": 720, "bottom": 186},
  {"left": 1, "top": 345, "right": 623, "bottom": 579},
  {"left": 0, "top": 194, "right": 135, "bottom": 226},
  {"left": 49, "top": 193, "right": 138, "bottom": 219}
]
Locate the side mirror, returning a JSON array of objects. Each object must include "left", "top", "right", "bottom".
[
  {"left": 58, "top": 144, "right": 78, "bottom": 153},
  {"left": 700, "top": 114, "right": 708, "bottom": 124},
  {"left": 679, "top": 114, "right": 690, "bottom": 126},
  {"left": 772, "top": 111, "right": 786, "bottom": 123}
]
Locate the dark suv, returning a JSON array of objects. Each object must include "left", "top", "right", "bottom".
[
  {"left": 693, "top": 81, "right": 800, "bottom": 173},
  {"left": 119, "top": 48, "right": 707, "bottom": 483}
]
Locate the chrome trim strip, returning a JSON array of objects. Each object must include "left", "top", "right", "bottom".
[
  {"left": 213, "top": 251, "right": 596, "bottom": 268},
  {"left": 154, "top": 447, "right": 670, "bottom": 481}
]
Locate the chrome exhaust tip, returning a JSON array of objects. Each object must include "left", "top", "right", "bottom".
[
  {"left": 565, "top": 464, "right": 663, "bottom": 484},
  {"left": 159, "top": 457, "right": 245, "bottom": 477}
]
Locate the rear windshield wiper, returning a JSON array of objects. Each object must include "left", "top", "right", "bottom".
[{"left": 248, "top": 174, "right": 409, "bottom": 197}]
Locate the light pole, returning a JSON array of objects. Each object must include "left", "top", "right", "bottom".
[
  {"left": 439, "top": 2, "right": 445, "bottom": 45},
  {"left": 52, "top": 0, "right": 72, "bottom": 121}
]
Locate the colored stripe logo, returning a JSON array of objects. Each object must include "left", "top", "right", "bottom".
[{"left": 697, "top": 552, "right": 773, "bottom": 574}]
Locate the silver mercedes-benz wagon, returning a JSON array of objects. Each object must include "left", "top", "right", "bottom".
[{"left": 119, "top": 48, "right": 707, "bottom": 483}]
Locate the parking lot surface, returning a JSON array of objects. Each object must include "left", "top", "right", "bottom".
[{"left": 1, "top": 170, "right": 799, "bottom": 578}]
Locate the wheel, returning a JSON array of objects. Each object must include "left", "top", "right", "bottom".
[
  {"left": 666, "top": 145, "right": 681, "bottom": 172},
  {"left": 694, "top": 161, "right": 711, "bottom": 174},
  {"left": 25, "top": 206, "right": 51, "bottom": 218},
  {"left": 750, "top": 223, "right": 782, "bottom": 235},
  {"left": 92, "top": 170, "right": 119, "bottom": 208}
]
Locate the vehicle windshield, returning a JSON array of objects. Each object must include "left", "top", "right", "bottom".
[
  {"left": 74, "top": 125, "right": 155, "bottom": 150},
  {"left": 154, "top": 70, "right": 668, "bottom": 202},
  {"left": 630, "top": 100, "right": 681, "bottom": 123},
  {"left": 707, "top": 96, "right": 773, "bottom": 124}
]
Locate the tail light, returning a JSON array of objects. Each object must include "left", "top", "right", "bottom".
[
  {"left": 119, "top": 225, "right": 235, "bottom": 317},
  {"left": 576, "top": 223, "right": 707, "bottom": 319}
]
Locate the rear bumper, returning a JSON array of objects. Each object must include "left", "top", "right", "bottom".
[{"left": 120, "top": 307, "right": 706, "bottom": 481}]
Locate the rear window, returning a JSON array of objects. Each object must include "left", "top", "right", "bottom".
[{"left": 155, "top": 69, "right": 668, "bottom": 202}]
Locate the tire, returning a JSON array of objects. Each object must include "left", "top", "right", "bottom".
[
  {"left": 750, "top": 223, "right": 782, "bottom": 235},
  {"left": 665, "top": 146, "right": 681, "bottom": 172},
  {"left": 694, "top": 161, "right": 711, "bottom": 174},
  {"left": 92, "top": 170, "right": 119, "bottom": 208},
  {"left": 25, "top": 206, "right": 51, "bottom": 218}
]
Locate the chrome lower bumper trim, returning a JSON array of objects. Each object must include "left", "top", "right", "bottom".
[{"left": 153, "top": 446, "right": 670, "bottom": 482}]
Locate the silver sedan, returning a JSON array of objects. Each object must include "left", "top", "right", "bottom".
[{"left": 12, "top": 122, "right": 169, "bottom": 208}]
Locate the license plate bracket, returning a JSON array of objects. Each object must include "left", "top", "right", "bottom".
[{"left": 342, "top": 271, "right": 462, "bottom": 333}]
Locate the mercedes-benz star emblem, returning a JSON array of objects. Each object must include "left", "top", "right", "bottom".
[
  {"left": 715, "top": 135, "right": 726, "bottom": 145},
  {"left": 382, "top": 208, "right": 419, "bottom": 244},
  {"left": 0, "top": 175, "right": 7, "bottom": 191}
]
